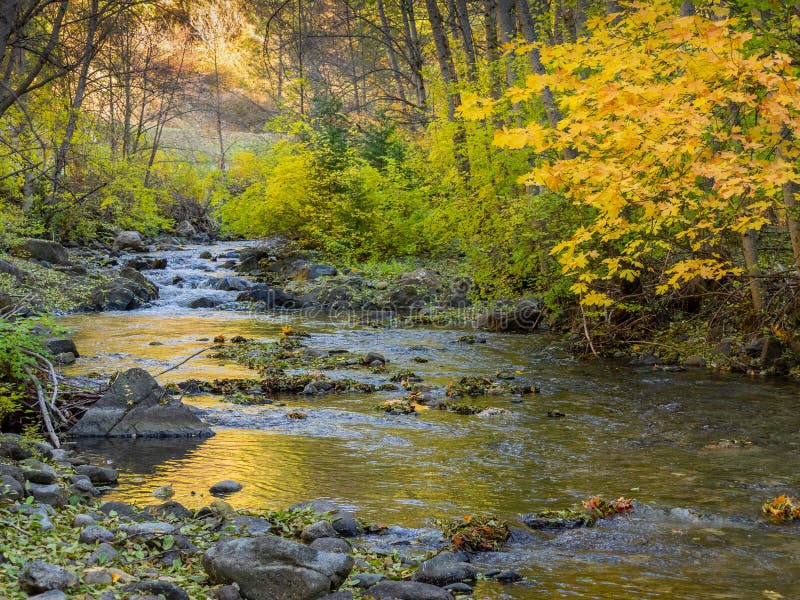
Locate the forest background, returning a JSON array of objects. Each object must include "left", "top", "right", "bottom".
[{"left": 0, "top": 0, "right": 799, "bottom": 354}]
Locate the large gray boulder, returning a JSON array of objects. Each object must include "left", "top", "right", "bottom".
[
  {"left": 15, "top": 239, "right": 70, "bottom": 265},
  {"left": 411, "top": 552, "right": 477, "bottom": 587},
  {"left": 176, "top": 220, "right": 197, "bottom": 239},
  {"left": 90, "top": 270, "right": 157, "bottom": 311},
  {"left": 202, "top": 535, "right": 353, "bottom": 600},
  {"left": 69, "top": 368, "right": 214, "bottom": 438},
  {"left": 113, "top": 231, "right": 147, "bottom": 252}
]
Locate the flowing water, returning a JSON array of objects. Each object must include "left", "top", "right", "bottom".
[{"left": 57, "top": 242, "right": 800, "bottom": 599}]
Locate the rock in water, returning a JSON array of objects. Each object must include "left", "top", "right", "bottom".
[
  {"left": 69, "top": 368, "right": 214, "bottom": 438},
  {"left": 203, "top": 535, "right": 353, "bottom": 600},
  {"left": 365, "top": 581, "right": 453, "bottom": 600},
  {"left": 412, "top": 552, "right": 477, "bottom": 587}
]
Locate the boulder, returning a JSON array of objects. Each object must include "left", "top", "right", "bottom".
[
  {"left": 301, "top": 520, "right": 338, "bottom": 543},
  {"left": 79, "top": 525, "right": 115, "bottom": 544},
  {"left": 302, "top": 286, "right": 354, "bottom": 310},
  {"left": 69, "top": 368, "right": 214, "bottom": 438},
  {"left": 213, "top": 277, "right": 251, "bottom": 292},
  {"left": 237, "top": 285, "right": 297, "bottom": 308},
  {"left": 54, "top": 352, "right": 76, "bottom": 366},
  {"left": 0, "top": 434, "right": 34, "bottom": 460},
  {"left": 146, "top": 501, "right": 193, "bottom": 520},
  {"left": 114, "top": 231, "right": 147, "bottom": 252},
  {"left": 475, "top": 298, "right": 543, "bottom": 332},
  {"left": 235, "top": 247, "right": 273, "bottom": 274},
  {"left": 188, "top": 296, "right": 223, "bottom": 309},
  {"left": 19, "top": 560, "right": 77, "bottom": 594},
  {"left": 1, "top": 473, "right": 24, "bottom": 501},
  {"left": 0, "top": 258, "right": 25, "bottom": 281},
  {"left": 177, "top": 220, "right": 197, "bottom": 239},
  {"left": 225, "top": 515, "right": 273, "bottom": 535},
  {"left": 99, "top": 500, "right": 139, "bottom": 518},
  {"left": 75, "top": 464, "right": 119, "bottom": 485},
  {"left": 123, "top": 521, "right": 177, "bottom": 539},
  {"left": 412, "top": 552, "right": 477, "bottom": 587},
  {"left": 302, "top": 264, "right": 337, "bottom": 280},
  {"left": 25, "top": 482, "right": 67, "bottom": 507},
  {"left": 15, "top": 239, "right": 70, "bottom": 265},
  {"left": 87, "top": 543, "right": 120, "bottom": 565},
  {"left": 682, "top": 355, "right": 706, "bottom": 368},
  {"left": 365, "top": 581, "right": 452, "bottom": 600},
  {"left": 203, "top": 535, "right": 354, "bottom": 600},
  {"left": 309, "top": 538, "right": 350, "bottom": 554},
  {"left": 27, "top": 591, "right": 68, "bottom": 600},
  {"left": 350, "top": 573, "right": 385, "bottom": 589},
  {"left": 90, "top": 270, "right": 158, "bottom": 311},
  {"left": 46, "top": 339, "right": 80, "bottom": 358},
  {"left": 387, "top": 284, "right": 427, "bottom": 311},
  {"left": 19, "top": 459, "right": 58, "bottom": 485}
]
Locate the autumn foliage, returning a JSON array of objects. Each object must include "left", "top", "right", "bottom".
[
  {"left": 762, "top": 495, "right": 800, "bottom": 522},
  {"left": 466, "top": 1, "right": 800, "bottom": 311}
]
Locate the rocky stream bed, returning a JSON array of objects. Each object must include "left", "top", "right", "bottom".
[{"left": 2, "top": 239, "right": 800, "bottom": 599}]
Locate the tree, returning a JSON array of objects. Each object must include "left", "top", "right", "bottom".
[{"left": 485, "top": 1, "right": 800, "bottom": 313}]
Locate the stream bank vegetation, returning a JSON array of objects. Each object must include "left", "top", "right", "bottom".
[{"left": 0, "top": 0, "right": 797, "bottom": 377}]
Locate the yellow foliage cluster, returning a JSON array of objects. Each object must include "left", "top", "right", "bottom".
[{"left": 473, "top": 0, "right": 800, "bottom": 308}]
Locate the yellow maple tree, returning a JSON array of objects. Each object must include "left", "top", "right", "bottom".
[{"left": 480, "top": 1, "right": 800, "bottom": 309}]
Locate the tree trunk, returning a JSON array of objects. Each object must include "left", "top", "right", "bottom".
[
  {"left": 454, "top": 0, "right": 476, "bottom": 80},
  {"left": 0, "top": 0, "right": 19, "bottom": 67},
  {"left": 376, "top": 0, "right": 408, "bottom": 107},
  {"left": 741, "top": 228, "right": 764, "bottom": 313},
  {"left": 680, "top": 1, "right": 695, "bottom": 16},
  {"left": 400, "top": 0, "right": 426, "bottom": 115},
  {"left": 0, "top": 1, "right": 69, "bottom": 119},
  {"left": 515, "top": 0, "right": 567, "bottom": 133},
  {"left": 483, "top": 0, "right": 501, "bottom": 99},
  {"left": 783, "top": 180, "right": 800, "bottom": 275},
  {"left": 497, "top": 0, "right": 515, "bottom": 85},
  {"left": 424, "top": 0, "right": 458, "bottom": 121},
  {"left": 50, "top": 0, "right": 101, "bottom": 215}
]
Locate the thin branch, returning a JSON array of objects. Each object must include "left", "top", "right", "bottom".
[{"left": 23, "top": 365, "right": 60, "bottom": 448}]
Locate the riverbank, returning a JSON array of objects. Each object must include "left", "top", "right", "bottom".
[{"left": 2, "top": 238, "right": 800, "bottom": 599}]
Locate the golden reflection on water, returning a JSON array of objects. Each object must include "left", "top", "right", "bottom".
[
  {"left": 56, "top": 308, "right": 800, "bottom": 599},
  {"left": 57, "top": 311, "right": 283, "bottom": 382}
]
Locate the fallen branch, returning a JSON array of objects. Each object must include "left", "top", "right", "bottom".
[
  {"left": 153, "top": 346, "right": 217, "bottom": 378},
  {"left": 23, "top": 365, "right": 60, "bottom": 448},
  {"left": 21, "top": 349, "right": 65, "bottom": 423}
]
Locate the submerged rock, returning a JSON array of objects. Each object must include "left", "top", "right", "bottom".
[
  {"left": 203, "top": 535, "right": 354, "bottom": 600},
  {"left": 69, "top": 368, "right": 214, "bottom": 438},
  {"left": 210, "top": 480, "right": 243, "bottom": 495}
]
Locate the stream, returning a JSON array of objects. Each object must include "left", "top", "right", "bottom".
[{"left": 57, "top": 241, "right": 800, "bottom": 599}]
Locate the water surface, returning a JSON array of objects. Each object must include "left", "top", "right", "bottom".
[{"left": 59, "top": 242, "right": 800, "bottom": 599}]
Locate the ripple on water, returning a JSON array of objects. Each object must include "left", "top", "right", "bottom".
[{"left": 59, "top": 240, "right": 800, "bottom": 600}]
